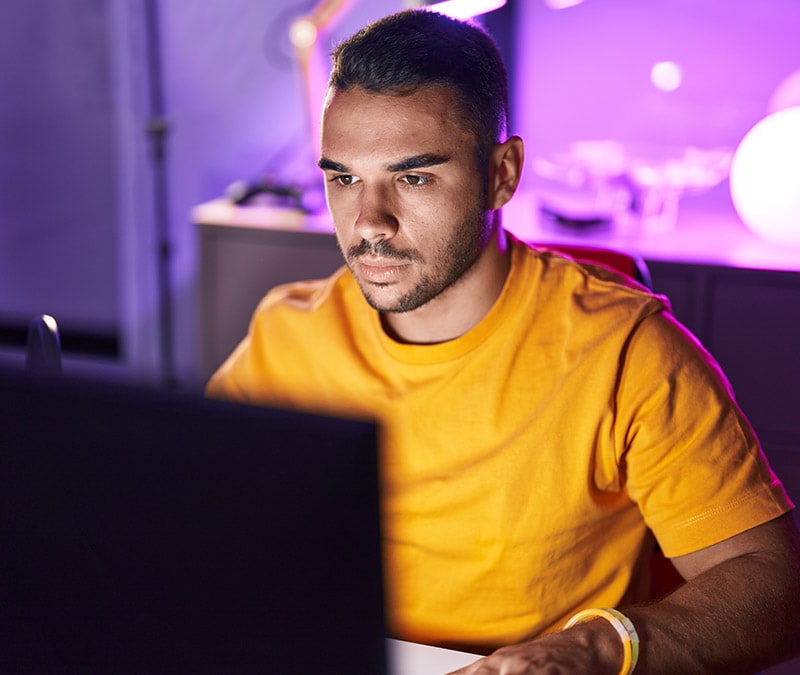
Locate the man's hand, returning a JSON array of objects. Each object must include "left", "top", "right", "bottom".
[{"left": 448, "top": 619, "right": 622, "bottom": 674}]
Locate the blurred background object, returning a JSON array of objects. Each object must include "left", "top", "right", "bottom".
[
  {"left": 729, "top": 107, "right": 800, "bottom": 247},
  {"left": 532, "top": 140, "right": 732, "bottom": 236}
]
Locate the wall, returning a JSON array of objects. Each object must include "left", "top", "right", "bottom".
[
  {"left": 0, "top": 0, "right": 119, "bottom": 351},
  {"left": 513, "top": 0, "right": 800, "bottom": 220}
]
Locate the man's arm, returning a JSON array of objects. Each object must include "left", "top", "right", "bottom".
[{"left": 451, "top": 512, "right": 800, "bottom": 674}]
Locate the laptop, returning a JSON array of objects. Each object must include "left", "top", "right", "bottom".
[{"left": 0, "top": 367, "right": 385, "bottom": 673}]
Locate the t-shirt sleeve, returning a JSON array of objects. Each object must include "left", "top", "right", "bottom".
[
  {"left": 616, "top": 311, "right": 793, "bottom": 558},
  {"left": 205, "top": 324, "right": 266, "bottom": 404},
  {"left": 205, "top": 277, "right": 335, "bottom": 405}
]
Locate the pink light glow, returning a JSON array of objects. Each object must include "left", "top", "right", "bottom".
[
  {"left": 543, "top": 0, "right": 585, "bottom": 9},
  {"left": 424, "top": 0, "right": 507, "bottom": 20}
]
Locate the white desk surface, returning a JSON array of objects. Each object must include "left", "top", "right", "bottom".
[{"left": 387, "top": 639, "right": 480, "bottom": 675}]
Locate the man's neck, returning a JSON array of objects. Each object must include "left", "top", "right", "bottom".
[{"left": 381, "top": 227, "right": 511, "bottom": 345}]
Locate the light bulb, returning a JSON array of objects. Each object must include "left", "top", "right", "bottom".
[{"left": 729, "top": 106, "right": 800, "bottom": 246}]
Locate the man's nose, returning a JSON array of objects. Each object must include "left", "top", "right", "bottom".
[{"left": 353, "top": 184, "right": 399, "bottom": 242}]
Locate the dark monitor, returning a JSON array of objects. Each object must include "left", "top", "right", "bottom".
[{"left": 0, "top": 367, "right": 385, "bottom": 674}]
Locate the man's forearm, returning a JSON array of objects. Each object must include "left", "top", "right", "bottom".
[
  {"left": 453, "top": 514, "right": 800, "bottom": 675},
  {"left": 627, "top": 541, "right": 800, "bottom": 673}
]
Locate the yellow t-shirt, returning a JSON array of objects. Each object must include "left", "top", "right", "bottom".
[{"left": 206, "top": 236, "right": 792, "bottom": 652}]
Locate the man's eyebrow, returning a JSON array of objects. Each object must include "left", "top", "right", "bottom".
[
  {"left": 318, "top": 157, "right": 349, "bottom": 172},
  {"left": 387, "top": 154, "right": 450, "bottom": 172},
  {"left": 317, "top": 154, "right": 450, "bottom": 173}
]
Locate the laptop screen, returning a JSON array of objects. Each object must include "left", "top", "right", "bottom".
[{"left": 0, "top": 367, "right": 385, "bottom": 673}]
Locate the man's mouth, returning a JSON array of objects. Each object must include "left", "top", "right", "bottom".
[{"left": 354, "top": 257, "right": 411, "bottom": 284}]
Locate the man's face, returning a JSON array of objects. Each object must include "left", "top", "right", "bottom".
[{"left": 318, "top": 85, "right": 491, "bottom": 314}]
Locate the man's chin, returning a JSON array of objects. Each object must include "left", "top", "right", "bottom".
[
  {"left": 361, "top": 291, "right": 411, "bottom": 314},
  {"left": 360, "top": 285, "right": 439, "bottom": 315}
]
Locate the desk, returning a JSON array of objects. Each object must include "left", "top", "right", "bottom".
[{"left": 388, "top": 639, "right": 479, "bottom": 674}]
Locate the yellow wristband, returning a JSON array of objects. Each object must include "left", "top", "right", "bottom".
[{"left": 564, "top": 607, "right": 640, "bottom": 675}]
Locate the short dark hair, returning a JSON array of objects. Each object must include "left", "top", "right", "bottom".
[{"left": 328, "top": 10, "right": 509, "bottom": 169}]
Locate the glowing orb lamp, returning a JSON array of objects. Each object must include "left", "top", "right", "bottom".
[
  {"left": 651, "top": 61, "right": 682, "bottom": 92},
  {"left": 729, "top": 106, "right": 800, "bottom": 246}
]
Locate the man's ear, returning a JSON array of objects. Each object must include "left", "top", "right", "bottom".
[{"left": 486, "top": 135, "right": 525, "bottom": 210}]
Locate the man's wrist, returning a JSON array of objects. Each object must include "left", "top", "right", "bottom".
[{"left": 565, "top": 607, "right": 640, "bottom": 675}]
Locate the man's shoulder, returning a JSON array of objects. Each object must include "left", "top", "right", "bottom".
[
  {"left": 261, "top": 278, "right": 332, "bottom": 312},
  {"left": 511, "top": 238, "right": 668, "bottom": 316},
  {"left": 254, "top": 265, "right": 354, "bottom": 316}
]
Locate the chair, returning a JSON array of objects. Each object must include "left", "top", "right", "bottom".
[
  {"left": 25, "top": 314, "right": 63, "bottom": 375},
  {"left": 534, "top": 242, "right": 653, "bottom": 290}
]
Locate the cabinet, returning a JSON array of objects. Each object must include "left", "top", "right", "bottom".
[{"left": 197, "top": 201, "right": 343, "bottom": 378}]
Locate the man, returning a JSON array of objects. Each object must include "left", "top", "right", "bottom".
[{"left": 207, "top": 9, "right": 800, "bottom": 674}]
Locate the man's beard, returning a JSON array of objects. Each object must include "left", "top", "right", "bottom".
[{"left": 342, "top": 203, "right": 491, "bottom": 314}]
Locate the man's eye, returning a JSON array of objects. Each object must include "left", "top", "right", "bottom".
[
  {"left": 400, "top": 175, "right": 430, "bottom": 187},
  {"left": 333, "top": 175, "right": 359, "bottom": 186}
]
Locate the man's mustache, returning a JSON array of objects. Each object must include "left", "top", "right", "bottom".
[{"left": 346, "top": 239, "right": 423, "bottom": 263}]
